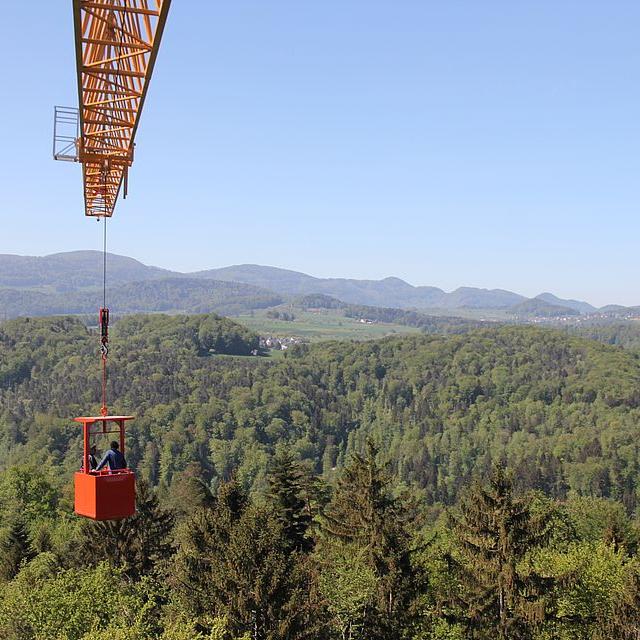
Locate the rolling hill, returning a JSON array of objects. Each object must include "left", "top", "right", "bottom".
[
  {"left": 0, "top": 251, "right": 171, "bottom": 289},
  {"left": 194, "top": 264, "right": 529, "bottom": 309},
  {"left": 0, "top": 251, "right": 632, "bottom": 319},
  {"left": 511, "top": 298, "right": 580, "bottom": 318},
  {"left": 0, "top": 278, "right": 282, "bottom": 318},
  {"left": 536, "top": 292, "right": 597, "bottom": 315},
  {"left": 3, "top": 317, "right": 640, "bottom": 509}
]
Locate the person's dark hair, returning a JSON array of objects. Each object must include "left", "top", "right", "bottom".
[{"left": 110, "top": 440, "right": 119, "bottom": 450}]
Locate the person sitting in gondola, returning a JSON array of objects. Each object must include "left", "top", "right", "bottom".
[
  {"left": 94, "top": 440, "right": 127, "bottom": 472},
  {"left": 82, "top": 445, "right": 99, "bottom": 472},
  {"left": 88, "top": 445, "right": 98, "bottom": 471}
]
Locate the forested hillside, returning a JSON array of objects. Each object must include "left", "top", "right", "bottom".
[
  {"left": 511, "top": 297, "right": 579, "bottom": 317},
  {"left": 0, "top": 251, "right": 171, "bottom": 288},
  {"left": 0, "top": 278, "right": 283, "bottom": 318},
  {"left": 2, "top": 315, "right": 640, "bottom": 507},
  {"left": 2, "top": 315, "right": 640, "bottom": 638},
  {"left": 570, "top": 322, "right": 640, "bottom": 351}
]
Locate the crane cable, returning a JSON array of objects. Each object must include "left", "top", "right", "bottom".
[
  {"left": 100, "top": 209, "right": 109, "bottom": 418},
  {"left": 102, "top": 211, "right": 107, "bottom": 310},
  {"left": 98, "top": 8, "right": 125, "bottom": 418}
]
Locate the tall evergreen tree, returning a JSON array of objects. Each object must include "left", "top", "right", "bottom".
[
  {"left": 602, "top": 562, "right": 640, "bottom": 639},
  {"left": 320, "top": 440, "right": 423, "bottom": 639},
  {"left": 446, "top": 465, "right": 554, "bottom": 639},
  {"left": 173, "top": 479, "right": 327, "bottom": 639},
  {"left": 173, "top": 477, "right": 249, "bottom": 618},
  {"left": 267, "top": 449, "right": 313, "bottom": 553},
  {"left": 82, "top": 479, "right": 175, "bottom": 581},
  {"left": 0, "top": 517, "right": 33, "bottom": 582}
]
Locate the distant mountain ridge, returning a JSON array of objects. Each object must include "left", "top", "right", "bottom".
[
  {"left": 0, "top": 251, "right": 171, "bottom": 289},
  {"left": 535, "top": 292, "right": 596, "bottom": 315},
  {"left": 0, "top": 278, "right": 282, "bottom": 318},
  {"left": 0, "top": 251, "right": 632, "bottom": 318},
  {"left": 194, "top": 264, "right": 528, "bottom": 309}
]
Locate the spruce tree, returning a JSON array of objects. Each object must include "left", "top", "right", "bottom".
[
  {"left": 82, "top": 479, "right": 174, "bottom": 581},
  {"left": 172, "top": 479, "right": 248, "bottom": 621},
  {"left": 320, "top": 440, "right": 423, "bottom": 639},
  {"left": 173, "top": 479, "right": 327, "bottom": 639},
  {"left": 0, "top": 517, "right": 33, "bottom": 581},
  {"left": 446, "top": 465, "right": 554, "bottom": 639},
  {"left": 267, "top": 449, "right": 313, "bottom": 553},
  {"left": 604, "top": 563, "right": 640, "bottom": 639}
]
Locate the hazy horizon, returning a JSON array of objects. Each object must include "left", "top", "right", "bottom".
[
  {"left": 1, "top": 2, "right": 638, "bottom": 307},
  {"left": 2, "top": 248, "right": 636, "bottom": 309}
]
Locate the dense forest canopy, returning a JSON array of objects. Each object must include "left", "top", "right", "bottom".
[
  {"left": 569, "top": 322, "right": 640, "bottom": 351},
  {"left": 1, "top": 313, "right": 640, "bottom": 638},
  {"left": 1, "top": 314, "right": 640, "bottom": 508}
]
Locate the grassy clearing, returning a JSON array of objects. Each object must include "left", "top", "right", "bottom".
[
  {"left": 232, "top": 309, "right": 421, "bottom": 342},
  {"left": 416, "top": 307, "right": 514, "bottom": 321}
]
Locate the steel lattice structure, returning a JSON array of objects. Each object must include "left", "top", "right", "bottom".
[{"left": 72, "top": 0, "right": 171, "bottom": 217}]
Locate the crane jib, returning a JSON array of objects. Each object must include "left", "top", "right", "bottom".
[
  {"left": 52, "top": 1, "right": 172, "bottom": 522},
  {"left": 72, "top": 0, "right": 171, "bottom": 218}
]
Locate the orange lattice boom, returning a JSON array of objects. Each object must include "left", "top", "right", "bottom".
[{"left": 73, "top": 0, "right": 171, "bottom": 217}]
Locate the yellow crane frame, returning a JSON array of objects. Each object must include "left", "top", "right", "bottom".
[{"left": 72, "top": 0, "right": 171, "bottom": 217}]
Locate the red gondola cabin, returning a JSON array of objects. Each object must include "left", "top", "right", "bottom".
[{"left": 74, "top": 415, "right": 135, "bottom": 520}]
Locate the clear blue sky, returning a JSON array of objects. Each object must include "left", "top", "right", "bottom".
[{"left": 1, "top": 2, "right": 638, "bottom": 306}]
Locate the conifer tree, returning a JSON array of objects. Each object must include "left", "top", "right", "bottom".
[
  {"left": 0, "top": 517, "right": 33, "bottom": 582},
  {"left": 446, "top": 465, "right": 554, "bottom": 639},
  {"left": 82, "top": 479, "right": 175, "bottom": 581},
  {"left": 173, "top": 476, "right": 249, "bottom": 616},
  {"left": 320, "top": 440, "right": 423, "bottom": 639},
  {"left": 604, "top": 563, "right": 640, "bottom": 639},
  {"left": 267, "top": 449, "right": 313, "bottom": 553},
  {"left": 173, "top": 479, "right": 326, "bottom": 639}
]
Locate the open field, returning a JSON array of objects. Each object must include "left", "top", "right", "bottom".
[
  {"left": 416, "top": 307, "right": 515, "bottom": 321},
  {"left": 232, "top": 309, "right": 421, "bottom": 342}
]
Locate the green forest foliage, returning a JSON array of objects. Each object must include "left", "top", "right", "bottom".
[
  {"left": 0, "top": 278, "right": 284, "bottom": 319},
  {"left": 1, "top": 314, "right": 640, "bottom": 637},
  {"left": 569, "top": 322, "right": 640, "bottom": 351},
  {"left": 2, "top": 315, "right": 640, "bottom": 508},
  {"left": 0, "top": 449, "right": 639, "bottom": 638}
]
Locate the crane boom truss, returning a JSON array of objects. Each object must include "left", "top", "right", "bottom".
[{"left": 72, "top": 0, "right": 170, "bottom": 217}]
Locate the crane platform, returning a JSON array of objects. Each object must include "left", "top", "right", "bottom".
[{"left": 75, "top": 414, "right": 136, "bottom": 520}]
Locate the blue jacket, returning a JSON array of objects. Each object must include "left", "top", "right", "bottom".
[{"left": 95, "top": 448, "right": 127, "bottom": 471}]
